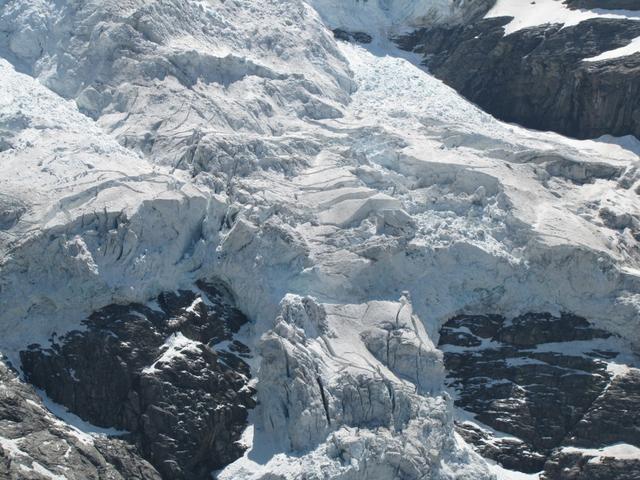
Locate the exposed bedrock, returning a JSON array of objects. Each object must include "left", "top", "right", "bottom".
[
  {"left": 543, "top": 449, "right": 640, "bottom": 480},
  {"left": 397, "top": 18, "right": 640, "bottom": 139},
  {"left": 0, "top": 360, "right": 162, "bottom": 480},
  {"left": 565, "top": 0, "right": 640, "bottom": 10},
  {"left": 542, "top": 369, "right": 640, "bottom": 479},
  {"left": 19, "top": 280, "right": 255, "bottom": 480},
  {"left": 332, "top": 29, "right": 373, "bottom": 44},
  {"left": 438, "top": 312, "right": 640, "bottom": 478}
]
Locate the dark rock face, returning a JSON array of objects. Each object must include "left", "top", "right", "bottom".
[
  {"left": 397, "top": 18, "right": 640, "bottom": 139},
  {"left": 542, "top": 369, "right": 640, "bottom": 479},
  {"left": 0, "top": 360, "right": 161, "bottom": 479},
  {"left": 454, "top": 421, "right": 547, "bottom": 473},
  {"left": 333, "top": 29, "right": 373, "bottom": 44},
  {"left": 565, "top": 0, "right": 640, "bottom": 10},
  {"left": 543, "top": 450, "right": 640, "bottom": 480},
  {"left": 20, "top": 279, "right": 255, "bottom": 480},
  {"left": 569, "top": 369, "right": 640, "bottom": 448},
  {"left": 438, "top": 313, "right": 640, "bottom": 477}
]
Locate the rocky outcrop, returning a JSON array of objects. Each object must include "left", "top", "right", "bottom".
[
  {"left": 543, "top": 449, "right": 640, "bottom": 480},
  {"left": 397, "top": 18, "right": 640, "bottom": 139},
  {"left": 19, "top": 280, "right": 255, "bottom": 480},
  {"left": 332, "top": 29, "right": 372, "bottom": 44},
  {"left": 565, "top": 0, "right": 640, "bottom": 10},
  {"left": 0, "top": 360, "right": 161, "bottom": 479},
  {"left": 542, "top": 369, "right": 640, "bottom": 479},
  {"left": 439, "top": 312, "right": 640, "bottom": 478}
]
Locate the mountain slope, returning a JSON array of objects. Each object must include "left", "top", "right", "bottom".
[
  {"left": 398, "top": 0, "right": 640, "bottom": 139},
  {"left": 0, "top": 1, "right": 639, "bottom": 479}
]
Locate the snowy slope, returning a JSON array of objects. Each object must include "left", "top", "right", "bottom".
[
  {"left": 0, "top": 57, "right": 220, "bottom": 360},
  {"left": 1, "top": 0, "right": 640, "bottom": 479}
]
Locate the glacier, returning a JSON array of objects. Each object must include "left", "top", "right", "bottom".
[{"left": 0, "top": 0, "right": 639, "bottom": 479}]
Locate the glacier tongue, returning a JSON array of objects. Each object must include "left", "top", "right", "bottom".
[{"left": 0, "top": 0, "right": 640, "bottom": 478}]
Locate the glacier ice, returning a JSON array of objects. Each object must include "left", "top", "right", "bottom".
[{"left": 0, "top": 0, "right": 639, "bottom": 479}]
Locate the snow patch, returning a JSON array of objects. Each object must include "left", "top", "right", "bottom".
[
  {"left": 561, "top": 443, "right": 640, "bottom": 462},
  {"left": 142, "top": 332, "right": 201, "bottom": 374},
  {"left": 486, "top": 460, "right": 541, "bottom": 480},
  {"left": 486, "top": 0, "right": 640, "bottom": 35},
  {"left": 584, "top": 35, "right": 640, "bottom": 61}
]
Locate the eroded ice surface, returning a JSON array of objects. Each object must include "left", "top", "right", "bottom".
[{"left": 1, "top": 1, "right": 639, "bottom": 478}]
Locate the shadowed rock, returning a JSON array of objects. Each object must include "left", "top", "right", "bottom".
[
  {"left": 565, "top": 0, "right": 640, "bottom": 10},
  {"left": 0, "top": 361, "right": 161, "bottom": 479},
  {"left": 397, "top": 18, "right": 640, "bottom": 139},
  {"left": 439, "top": 312, "right": 640, "bottom": 476},
  {"left": 20, "top": 279, "right": 255, "bottom": 480}
]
